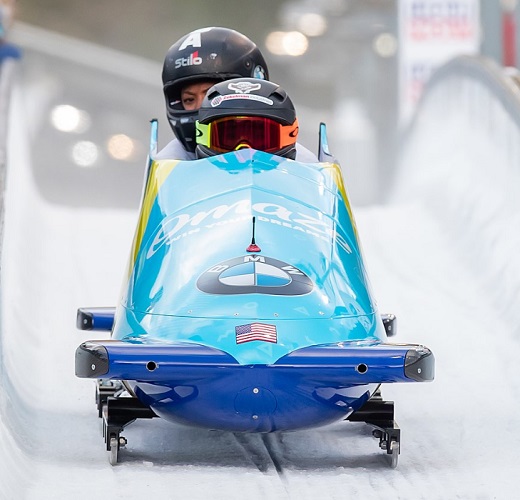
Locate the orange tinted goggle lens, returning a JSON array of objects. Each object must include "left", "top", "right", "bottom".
[{"left": 209, "top": 116, "right": 292, "bottom": 153}]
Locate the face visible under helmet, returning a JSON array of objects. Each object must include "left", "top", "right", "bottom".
[
  {"left": 195, "top": 78, "right": 299, "bottom": 160},
  {"left": 162, "top": 27, "right": 269, "bottom": 153}
]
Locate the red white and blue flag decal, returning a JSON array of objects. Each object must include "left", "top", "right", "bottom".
[{"left": 235, "top": 323, "right": 278, "bottom": 344}]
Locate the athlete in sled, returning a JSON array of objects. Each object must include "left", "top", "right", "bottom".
[{"left": 75, "top": 78, "right": 434, "bottom": 468}]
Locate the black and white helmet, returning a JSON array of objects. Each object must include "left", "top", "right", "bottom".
[
  {"left": 162, "top": 27, "right": 269, "bottom": 152},
  {"left": 195, "top": 78, "right": 299, "bottom": 160}
]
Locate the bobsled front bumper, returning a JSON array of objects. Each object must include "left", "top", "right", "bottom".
[
  {"left": 76, "top": 340, "right": 433, "bottom": 432},
  {"left": 75, "top": 340, "right": 434, "bottom": 383}
]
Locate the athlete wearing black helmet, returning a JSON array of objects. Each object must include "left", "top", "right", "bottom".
[
  {"left": 195, "top": 78, "right": 317, "bottom": 162},
  {"left": 157, "top": 27, "right": 269, "bottom": 160}
]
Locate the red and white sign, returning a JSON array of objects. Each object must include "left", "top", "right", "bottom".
[{"left": 399, "top": 0, "right": 480, "bottom": 124}]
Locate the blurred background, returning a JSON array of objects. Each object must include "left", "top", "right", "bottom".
[
  {"left": 6, "top": 0, "right": 518, "bottom": 205},
  {"left": 2, "top": 4, "right": 520, "bottom": 496}
]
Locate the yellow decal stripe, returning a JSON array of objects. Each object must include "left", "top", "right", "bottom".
[
  {"left": 321, "top": 162, "right": 359, "bottom": 240},
  {"left": 130, "top": 159, "right": 179, "bottom": 267}
]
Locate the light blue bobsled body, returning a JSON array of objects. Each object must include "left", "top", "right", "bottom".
[{"left": 76, "top": 124, "right": 433, "bottom": 436}]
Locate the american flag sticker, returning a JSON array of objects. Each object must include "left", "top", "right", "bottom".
[{"left": 235, "top": 323, "right": 278, "bottom": 344}]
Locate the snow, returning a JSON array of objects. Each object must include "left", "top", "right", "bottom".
[{"left": 1, "top": 50, "right": 519, "bottom": 500}]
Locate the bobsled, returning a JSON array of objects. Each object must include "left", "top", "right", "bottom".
[{"left": 75, "top": 121, "right": 434, "bottom": 467}]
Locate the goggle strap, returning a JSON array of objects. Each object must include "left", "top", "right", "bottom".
[
  {"left": 196, "top": 121, "right": 211, "bottom": 148},
  {"left": 279, "top": 118, "right": 299, "bottom": 149}
]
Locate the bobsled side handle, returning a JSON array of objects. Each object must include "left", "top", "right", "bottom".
[
  {"left": 77, "top": 307, "right": 116, "bottom": 331},
  {"left": 149, "top": 118, "right": 158, "bottom": 160},
  {"left": 138, "top": 118, "right": 159, "bottom": 207},
  {"left": 318, "top": 122, "right": 338, "bottom": 163}
]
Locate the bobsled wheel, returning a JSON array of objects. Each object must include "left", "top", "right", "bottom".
[
  {"left": 109, "top": 436, "right": 119, "bottom": 466},
  {"left": 389, "top": 438, "right": 399, "bottom": 469}
]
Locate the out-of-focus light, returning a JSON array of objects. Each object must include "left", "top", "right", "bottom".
[
  {"left": 297, "top": 13, "right": 327, "bottom": 37},
  {"left": 72, "top": 141, "right": 98, "bottom": 167},
  {"left": 373, "top": 33, "right": 398, "bottom": 58},
  {"left": 283, "top": 32, "right": 308, "bottom": 56},
  {"left": 50, "top": 104, "right": 90, "bottom": 133},
  {"left": 265, "top": 31, "right": 309, "bottom": 57},
  {"left": 107, "top": 134, "right": 136, "bottom": 161},
  {"left": 265, "top": 32, "right": 286, "bottom": 55},
  {"left": 501, "top": 0, "right": 518, "bottom": 12}
]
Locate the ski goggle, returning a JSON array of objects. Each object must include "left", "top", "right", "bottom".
[{"left": 196, "top": 116, "right": 299, "bottom": 154}]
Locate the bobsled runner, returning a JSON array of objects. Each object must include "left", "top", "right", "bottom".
[{"left": 75, "top": 120, "right": 434, "bottom": 468}]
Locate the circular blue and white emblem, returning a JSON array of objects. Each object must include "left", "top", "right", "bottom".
[
  {"left": 197, "top": 255, "right": 313, "bottom": 295},
  {"left": 253, "top": 65, "right": 267, "bottom": 80}
]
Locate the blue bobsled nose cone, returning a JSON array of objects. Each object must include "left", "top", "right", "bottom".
[{"left": 234, "top": 386, "right": 277, "bottom": 430}]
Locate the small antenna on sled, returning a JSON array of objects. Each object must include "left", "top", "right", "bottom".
[{"left": 246, "top": 217, "right": 261, "bottom": 253}]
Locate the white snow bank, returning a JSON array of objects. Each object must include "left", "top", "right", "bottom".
[{"left": 393, "top": 56, "right": 520, "bottom": 334}]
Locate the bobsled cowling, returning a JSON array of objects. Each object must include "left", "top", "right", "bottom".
[{"left": 113, "top": 148, "right": 385, "bottom": 365}]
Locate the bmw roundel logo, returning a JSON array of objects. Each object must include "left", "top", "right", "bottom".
[
  {"left": 253, "top": 65, "right": 267, "bottom": 80},
  {"left": 197, "top": 255, "right": 313, "bottom": 295}
]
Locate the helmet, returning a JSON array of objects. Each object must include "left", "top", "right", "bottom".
[
  {"left": 162, "top": 27, "right": 269, "bottom": 152},
  {"left": 195, "top": 78, "right": 299, "bottom": 160}
]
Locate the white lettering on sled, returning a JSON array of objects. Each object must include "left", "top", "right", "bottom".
[{"left": 145, "top": 199, "right": 352, "bottom": 258}]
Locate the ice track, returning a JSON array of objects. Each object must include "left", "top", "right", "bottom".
[{"left": 0, "top": 36, "right": 519, "bottom": 499}]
